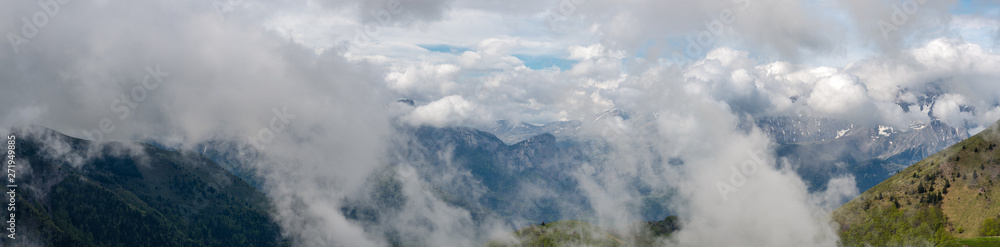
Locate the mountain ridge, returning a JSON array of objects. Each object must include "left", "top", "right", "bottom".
[{"left": 833, "top": 119, "right": 1000, "bottom": 246}]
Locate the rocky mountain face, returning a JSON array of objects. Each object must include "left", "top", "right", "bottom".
[
  {"left": 487, "top": 120, "right": 582, "bottom": 144},
  {"left": 395, "top": 126, "right": 595, "bottom": 224},
  {"left": 765, "top": 116, "right": 969, "bottom": 192}
]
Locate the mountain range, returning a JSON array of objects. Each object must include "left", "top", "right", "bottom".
[
  {"left": 486, "top": 107, "right": 969, "bottom": 195},
  {"left": 0, "top": 110, "right": 983, "bottom": 246}
]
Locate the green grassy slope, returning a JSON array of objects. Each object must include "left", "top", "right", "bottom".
[
  {"left": 833, "top": 120, "right": 1000, "bottom": 247},
  {"left": 484, "top": 216, "right": 680, "bottom": 247},
  {"left": 939, "top": 237, "right": 1000, "bottom": 247}
]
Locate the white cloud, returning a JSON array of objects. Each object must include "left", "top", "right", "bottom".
[
  {"left": 385, "top": 62, "right": 460, "bottom": 99},
  {"left": 933, "top": 93, "right": 974, "bottom": 128},
  {"left": 454, "top": 38, "right": 525, "bottom": 70},
  {"left": 405, "top": 95, "right": 487, "bottom": 127},
  {"left": 807, "top": 74, "right": 872, "bottom": 118},
  {"left": 567, "top": 44, "right": 605, "bottom": 60}
]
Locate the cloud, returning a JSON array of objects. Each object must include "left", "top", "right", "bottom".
[
  {"left": 837, "top": 0, "right": 957, "bottom": 51},
  {"left": 567, "top": 44, "right": 605, "bottom": 60},
  {"left": 841, "top": 38, "right": 1000, "bottom": 129},
  {"left": 357, "top": 0, "right": 454, "bottom": 25},
  {"left": 2, "top": 1, "right": 398, "bottom": 245},
  {"left": 444, "top": 38, "right": 529, "bottom": 71},
  {"left": 806, "top": 73, "right": 873, "bottom": 119},
  {"left": 405, "top": 95, "right": 487, "bottom": 127},
  {"left": 557, "top": 59, "right": 852, "bottom": 246},
  {"left": 933, "top": 93, "right": 974, "bottom": 128},
  {"left": 550, "top": 0, "right": 842, "bottom": 61},
  {"left": 386, "top": 62, "right": 460, "bottom": 99}
]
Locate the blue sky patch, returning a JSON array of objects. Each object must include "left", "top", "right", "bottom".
[
  {"left": 419, "top": 44, "right": 471, "bottom": 54},
  {"left": 512, "top": 54, "right": 576, "bottom": 70}
]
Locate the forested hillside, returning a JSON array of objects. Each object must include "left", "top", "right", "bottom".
[{"left": 2, "top": 127, "right": 287, "bottom": 247}]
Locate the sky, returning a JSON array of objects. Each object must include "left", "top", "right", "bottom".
[
  {"left": 3, "top": 0, "right": 1000, "bottom": 246},
  {"left": 255, "top": 0, "right": 1000, "bottom": 129}
]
